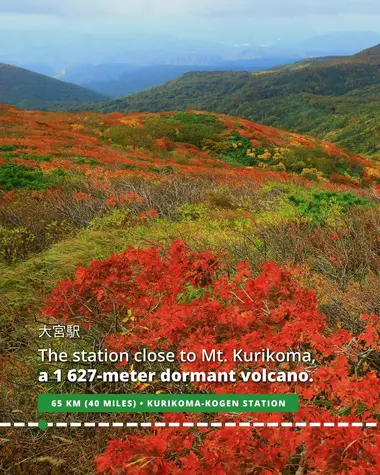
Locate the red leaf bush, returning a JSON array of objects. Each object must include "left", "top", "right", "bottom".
[{"left": 43, "top": 241, "right": 380, "bottom": 474}]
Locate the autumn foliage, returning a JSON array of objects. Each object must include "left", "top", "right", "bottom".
[{"left": 43, "top": 242, "right": 380, "bottom": 474}]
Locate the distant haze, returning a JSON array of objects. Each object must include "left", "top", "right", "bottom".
[{"left": 0, "top": 0, "right": 379, "bottom": 72}]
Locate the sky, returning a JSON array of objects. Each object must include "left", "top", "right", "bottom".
[
  {"left": 0, "top": 0, "right": 379, "bottom": 68},
  {"left": 1, "top": 0, "right": 380, "bottom": 18},
  {"left": 1, "top": 0, "right": 380, "bottom": 35}
]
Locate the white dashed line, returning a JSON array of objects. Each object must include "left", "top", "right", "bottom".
[{"left": 1, "top": 421, "right": 377, "bottom": 429}]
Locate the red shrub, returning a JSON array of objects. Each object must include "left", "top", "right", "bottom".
[{"left": 43, "top": 242, "right": 380, "bottom": 474}]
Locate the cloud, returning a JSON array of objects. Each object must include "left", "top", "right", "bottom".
[
  {"left": 1, "top": 0, "right": 380, "bottom": 18},
  {"left": 196, "top": 0, "right": 380, "bottom": 17}
]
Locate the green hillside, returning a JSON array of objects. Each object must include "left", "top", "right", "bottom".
[
  {"left": 96, "top": 53, "right": 380, "bottom": 158},
  {"left": 0, "top": 63, "right": 108, "bottom": 110}
]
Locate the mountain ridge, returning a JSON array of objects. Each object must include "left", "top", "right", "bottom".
[
  {"left": 355, "top": 43, "right": 380, "bottom": 57},
  {"left": 0, "top": 62, "right": 109, "bottom": 110},
  {"left": 94, "top": 46, "right": 380, "bottom": 158}
]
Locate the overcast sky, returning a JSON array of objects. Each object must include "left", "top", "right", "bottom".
[
  {"left": 1, "top": 0, "right": 380, "bottom": 18},
  {"left": 1, "top": 1, "right": 379, "bottom": 38},
  {"left": 0, "top": 0, "right": 379, "bottom": 67}
]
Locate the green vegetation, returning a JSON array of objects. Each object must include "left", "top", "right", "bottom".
[
  {"left": 219, "top": 132, "right": 257, "bottom": 166},
  {"left": 1, "top": 151, "right": 52, "bottom": 163},
  {"left": 0, "top": 144, "right": 25, "bottom": 152},
  {"left": 105, "top": 113, "right": 225, "bottom": 150},
  {"left": 0, "top": 62, "right": 108, "bottom": 110},
  {"left": 280, "top": 147, "right": 363, "bottom": 178},
  {"left": 96, "top": 56, "right": 380, "bottom": 158},
  {"left": 0, "top": 226, "right": 35, "bottom": 264},
  {"left": 288, "top": 190, "right": 372, "bottom": 226},
  {"left": 0, "top": 163, "right": 64, "bottom": 190},
  {"left": 149, "top": 165, "right": 175, "bottom": 174},
  {"left": 204, "top": 133, "right": 366, "bottom": 180}
]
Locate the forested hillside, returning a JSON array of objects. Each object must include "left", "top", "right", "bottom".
[
  {"left": 0, "top": 63, "right": 108, "bottom": 110},
  {"left": 96, "top": 51, "right": 380, "bottom": 158}
]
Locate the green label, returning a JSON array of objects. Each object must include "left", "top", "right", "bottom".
[{"left": 38, "top": 394, "right": 299, "bottom": 413}]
